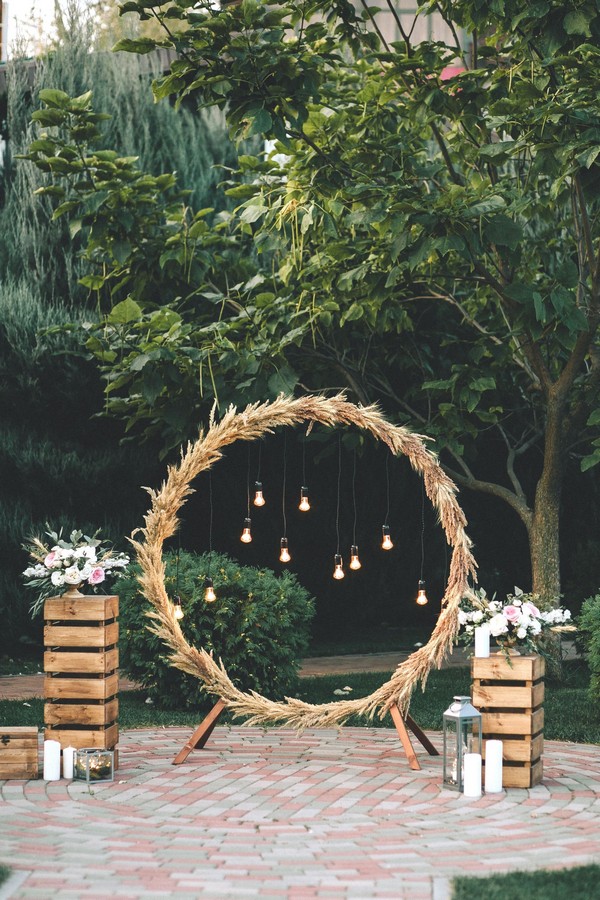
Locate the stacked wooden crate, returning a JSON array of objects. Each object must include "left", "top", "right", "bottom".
[
  {"left": 44, "top": 595, "right": 119, "bottom": 760},
  {"left": 0, "top": 727, "right": 39, "bottom": 780},
  {"left": 471, "top": 654, "right": 544, "bottom": 788}
]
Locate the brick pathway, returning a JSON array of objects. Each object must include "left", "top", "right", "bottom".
[{"left": 1, "top": 726, "right": 599, "bottom": 899}]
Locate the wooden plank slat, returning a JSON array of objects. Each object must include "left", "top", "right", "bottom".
[
  {"left": 44, "top": 648, "right": 119, "bottom": 673},
  {"left": 44, "top": 673, "right": 118, "bottom": 701},
  {"left": 0, "top": 727, "right": 38, "bottom": 741},
  {"left": 481, "top": 733, "right": 543, "bottom": 762},
  {"left": 502, "top": 758, "right": 543, "bottom": 788},
  {"left": 44, "top": 596, "right": 118, "bottom": 621},
  {"left": 45, "top": 699, "right": 118, "bottom": 727},
  {"left": 472, "top": 681, "right": 544, "bottom": 710},
  {"left": 471, "top": 655, "right": 545, "bottom": 681},
  {"left": 481, "top": 707, "right": 544, "bottom": 736},
  {"left": 44, "top": 622, "right": 118, "bottom": 648},
  {"left": 0, "top": 749, "right": 38, "bottom": 763},
  {"left": 0, "top": 762, "right": 39, "bottom": 779},
  {"left": 44, "top": 723, "right": 118, "bottom": 751}
]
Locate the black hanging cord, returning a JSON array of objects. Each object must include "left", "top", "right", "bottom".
[
  {"left": 420, "top": 479, "right": 426, "bottom": 581},
  {"left": 256, "top": 442, "right": 262, "bottom": 482},
  {"left": 384, "top": 453, "right": 391, "bottom": 526},
  {"left": 246, "top": 445, "right": 251, "bottom": 518},
  {"left": 207, "top": 470, "right": 214, "bottom": 578},
  {"left": 282, "top": 432, "right": 288, "bottom": 538},
  {"left": 302, "top": 438, "right": 307, "bottom": 486},
  {"left": 175, "top": 529, "right": 181, "bottom": 595},
  {"left": 352, "top": 450, "right": 358, "bottom": 546},
  {"left": 336, "top": 433, "right": 342, "bottom": 555}
]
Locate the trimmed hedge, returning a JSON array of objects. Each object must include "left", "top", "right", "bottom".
[
  {"left": 579, "top": 592, "right": 600, "bottom": 702},
  {"left": 118, "top": 551, "right": 315, "bottom": 709}
]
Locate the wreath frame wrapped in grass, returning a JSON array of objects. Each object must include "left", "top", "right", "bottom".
[{"left": 131, "top": 394, "right": 477, "bottom": 727}]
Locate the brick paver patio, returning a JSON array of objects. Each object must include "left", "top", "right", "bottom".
[{"left": 1, "top": 725, "right": 599, "bottom": 899}]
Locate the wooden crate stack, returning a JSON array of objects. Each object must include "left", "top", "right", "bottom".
[
  {"left": 0, "top": 727, "right": 39, "bottom": 780},
  {"left": 471, "top": 654, "right": 544, "bottom": 788},
  {"left": 44, "top": 595, "right": 119, "bottom": 760}
]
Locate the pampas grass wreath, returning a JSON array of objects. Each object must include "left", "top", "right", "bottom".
[{"left": 131, "top": 394, "right": 477, "bottom": 727}]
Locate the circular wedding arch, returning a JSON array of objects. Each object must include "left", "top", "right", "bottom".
[{"left": 131, "top": 394, "right": 477, "bottom": 727}]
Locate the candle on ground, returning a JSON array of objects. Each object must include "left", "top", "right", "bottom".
[
  {"left": 485, "top": 739, "right": 503, "bottom": 793},
  {"left": 43, "top": 739, "right": 61, "bottom": 781},
  {"left": 463, "top": 752, "right": 482, "bottom": 798}
]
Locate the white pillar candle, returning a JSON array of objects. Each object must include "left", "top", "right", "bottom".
[
  {"left": 62, "top": 746, "right": 76, "bottom": 780},
  {"left": 474, "top": 624, "right": 490, "bottom": 658},
  {"left": 43, "top": 739, "right": 61, "bottom": 781},
  {"left": 463, "top": 752, "right": 482, "bottom": 798},
  {"left": 485, "top": 739, "right": 503, "bottom": 793}
]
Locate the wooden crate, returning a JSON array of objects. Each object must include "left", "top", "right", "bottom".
[
  {"left": 44, "top": 595, "right": 119, "bottom": 759},
  {"left": 0, "top": 727, "right": 39, "bottom": 780},
  {"left": 472, "top": 654, "right": 544, "bottom": 789}
]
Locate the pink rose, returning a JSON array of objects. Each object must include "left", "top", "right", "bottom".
[
  {"left": 503, "top": 605, "right": 520, "bottom": 623},
  {"left": 88, "top": 567, "right": 105, "bottom": 585},
  {"left": 44, "top": 551, "right": 58, "bottom": 568},
  {"left": 522, "top": 601, "right": 540, "bottom": 618}
]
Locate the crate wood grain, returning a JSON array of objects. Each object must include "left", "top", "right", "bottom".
[
  {"left": 43, "top": 595, "right": 119, "bottom": 760},
  {"left": 44, "top": 723, "right": 118, "bottom": 751},
  {"left": 0, "top": 727, "right": 39, "bottom": 779},
  {"left": 45, "top": 699, "right": 118, "bottom": 727},
  {"left": 472, "top": 653, "right": 544, "bottom": 789},
  {"left": 44, "top": 648, "right": 118, "bottom": 674}
]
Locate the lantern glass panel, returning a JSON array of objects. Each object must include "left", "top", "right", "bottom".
[
  {"left": 74, "top": 748, "right": 114, "bottom": 783},
  {"left": 442, "top": 696, "right": 482, "bottom": 792}
]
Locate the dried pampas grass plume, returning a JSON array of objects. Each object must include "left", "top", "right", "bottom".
[{"left": 131, "top": 394, "right": 477, "bottom": 728}]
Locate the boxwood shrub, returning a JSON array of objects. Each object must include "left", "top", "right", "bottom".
[
  {"left": 579, "top": 592, "right": 600, "bottom": 702},
  {"left": 118, "top": 551, "right": 316, "bottom": 709}
]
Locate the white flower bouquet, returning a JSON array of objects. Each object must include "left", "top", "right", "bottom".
[
  {"left": 23, "top": 527, "right": 130, "bottom": 615},
  {"left": 458, "top": 586, "right": 573, "bottom": 656}
]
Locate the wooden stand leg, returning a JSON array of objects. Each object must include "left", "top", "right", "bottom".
[
  {"left": 405, "top": 713, "right": 440, "bottom": 757},
  {"left": 172, "top": 698, "right": 227, "bottom": 765},
  {"left": 389, "top": 703, "right": 421, "bottom": 770}
]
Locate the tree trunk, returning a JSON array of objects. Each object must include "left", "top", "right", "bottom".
[{"left": 529, "top": 396, "right": 565, "bottom": 602}]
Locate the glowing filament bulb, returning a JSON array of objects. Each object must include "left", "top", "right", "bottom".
[
  {"left": 349, "top": 545, "right": 362, "bottom": 570},
  {"left": 381, "top": 525, "right": 393, "bottom": 550},
  {"left": 240, "top": 517, "right": 252, "bottom": 543},
  {"left": 173, "top": 595, "right": 184, "bottom": 620},
  {"left": 253, "top": 481, "right": 265, "bottom": 507},
  {"left": 416, "top": 579, "right": 429, "bottom": 606},
  {"left": 279, "top": 537, "right": 291, "bottom": 563},
  {"left": 204, "top": 577, "right": 216, "bottom": 603},
  {"left": 333, "top": 553, "right": 345, "bottom": 580},
  {"left": 299, "top": 486, "right": 310, "bottom": 512}
]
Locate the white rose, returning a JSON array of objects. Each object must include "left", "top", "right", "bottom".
[
  {"left": 51, "top": 570, "right": 65, "bottom": 586},
  {"left": 563, "top": 609, "right": 571, "bottom": 621},
  {"left": 516, "top": 627, "right": 527, "bottom": 639},
  {"left": 472, "top": 610, "right": 484, "bottom": 623},
  {"left": 63, "top": 566, "right": 82, "bottom": 585},
  {"left": 458, "top": 610, "right": 469, "bottom": 625},
  {"left": 80, "top": 563, "right": 93, "bottom": 580},
  {"left": 81, "top": 546, "right": 97, "bottom": 560},
  {"left": 488, "top": 613, "right": 509, "bottom": 637},
  {"left": 530, "top": 620, "right": 542, "bottom": 634}
]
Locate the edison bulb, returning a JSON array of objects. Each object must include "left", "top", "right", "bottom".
[
  {"left": 299, "top": 486, "right": 310, "bottom": 512},
  {"left": 279, "top": 537, "right": 291, "bottom": 563},
  {"left": 333, "top": 553, "right": 345, "bottom": 580},
  {"left": 381, "top": 525, "right": 393, "bottom": 550},
  {"left": 349, "top": 545, "right": 362, "bottom": 570},
  {"left": 253, "top": 482, "right": 265, "bottom": 507},
  {"left": 416, "top": 580, "right": 429, "bottom": 606},
  {"left": 240, "top": 517, "right": 252, "bottom": 543},
  {"left": 173, "top": 595, "right": 184, "bottom": 620},
  {"left": 204, "top": 578, "right": 216, "bottom": 603}
]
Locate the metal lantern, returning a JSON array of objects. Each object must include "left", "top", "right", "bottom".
[
  {"left": 442, "top": 695, "right": 482, "bottom": 791},
  {"left": 74, "top": 747, "right": 115, "bottom": 783}
]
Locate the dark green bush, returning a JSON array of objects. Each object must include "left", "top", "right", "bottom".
[
  {"left": 118, "top": 551, "right": 316, "bottom": 709},
  {"left": 578, "top": 592, "right": 600, "bottom": 702}
]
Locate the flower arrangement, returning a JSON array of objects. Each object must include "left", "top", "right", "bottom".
[
  {"left": 458, "top": 586, "right": 573, "bottom": 656},
  {"left": 23, "top": 527, "right": 130, "bottom": 615}
]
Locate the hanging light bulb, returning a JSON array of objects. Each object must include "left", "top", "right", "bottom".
[
  {"left": 416, "top": 579, "right": 429, "bottom": 606},
  {"left": 253, "top": 481, "right": 265, "bottom": 507},
  {"left": 333, "top": 553, "right": 345, "bottom": 580},
  {"left": 299, "top": 485, "right": 310, "bottom": 512},
  {"left": 349, "top": 544, "right": 362, "bottom": 570},
  {"left": 204, "top": 577, "right": 216, "bottom": 603},
  {"left": 240, "top": 517, "right": 252, "bottom": 543},
  {"left": 173, "top": 594, "right": 184, "bottom": 620},
  {"left": 381, "top": 524, "right": 393, "bottom": 550},
  {"left": 279, "top": 537, "right": 291, "bottom": 563}
]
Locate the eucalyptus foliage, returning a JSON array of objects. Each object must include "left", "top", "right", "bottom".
[{"left": 21, "top": 0, "right": 600, "bottom": 600}]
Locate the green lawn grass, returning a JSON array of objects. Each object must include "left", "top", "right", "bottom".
[
  {"left": 452, "top": 864, "right": 600, "bottom": 899},
  {"left": 2, "top": 662, "right": 598, "bottom": 741}
]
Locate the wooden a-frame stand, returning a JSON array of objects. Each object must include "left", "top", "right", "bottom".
[{"left": 172, "top": 698, "right": 439, "bottom": 770}]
